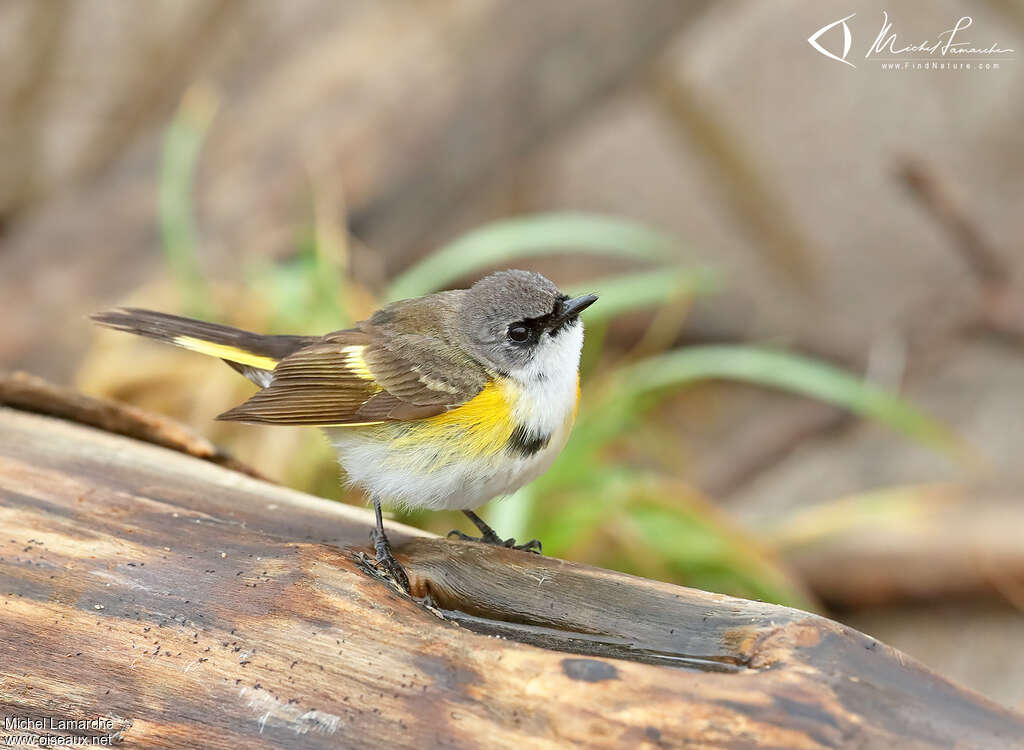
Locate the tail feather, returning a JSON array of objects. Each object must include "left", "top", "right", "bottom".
[{"left": 91, "top": 308, "right": 315, "bottom": 377}]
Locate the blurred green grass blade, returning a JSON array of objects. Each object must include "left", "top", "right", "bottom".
[
  {"left": 308, "top": 178, "right": 353, "bottom": 329},
  {"left": 623, "top": 503, "right": 816, "bottom": 609},
  {"left": 385, "top": 212, "right": 685, "bottom": 300},
  {"left": 616, "top": 345, "right": 964, "bottom": 458},
  {"left": 482, "top": 486, "right": 534, "bottom": 542},
  {"left": 159, "top": 85, "right": 218, "bottom": 318},
  {"left": 528, "top": 491, "right": 616, "bottom": 554},
  {"left": 563, "top": 267, "right": 720, "bottom": 325}
]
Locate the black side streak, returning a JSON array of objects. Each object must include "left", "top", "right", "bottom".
[
  {"left": 505, "top": 424, "right": 549, "bottom": 458},
  {"left": 561, "top": 658, "right": 619, "bottom": 683}
]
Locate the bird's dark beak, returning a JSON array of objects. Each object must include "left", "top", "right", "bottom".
[{"left": 551, "top": 294, "right": 598, "bottom": 329}]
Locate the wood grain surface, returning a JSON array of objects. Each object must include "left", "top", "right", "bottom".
[{"left": 1, "top": 398, "right": 1022, "bottom": 748}]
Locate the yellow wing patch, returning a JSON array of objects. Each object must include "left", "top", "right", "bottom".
[
  {"left": 341, "top": 345, "right": 376, "bottom": 381},
  {"left": 173, "top": 336, "right": 278, "bottom": 371},
  {"left": 316, "top": 345, "right": 383, "bottom": 425}
]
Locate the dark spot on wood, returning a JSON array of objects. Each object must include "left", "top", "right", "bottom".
[
  {"left": 645, "top": 725, "right": 662, "bottom": 741},
  {"left": 772, "top": 695, "right": 841, "bottom": 732},
  {"left": 412, "top": 652, "right": 482, "bottom": 700},
  {"left": 718, "top": 696, "right": 838, "bottom": 748},
  {"left": 561, "top": 658, "right": 618, "bottom": 683},
  {"left": 1, "top": 490, "right": 76, "bottom": 521},
  {"left": 505, "top": 424, "right": 549, "bottom": 458}
]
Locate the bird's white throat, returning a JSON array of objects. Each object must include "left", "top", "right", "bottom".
[{"left": 504, "top": 319, "right": 584, "bottom": 438}]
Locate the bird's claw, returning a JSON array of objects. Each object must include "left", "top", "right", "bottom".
[
  {"left": 447, "top": 529, "right": 542, "bottom": 554},
  {"left": 510, "top": 537, "right": 543, "bottom": 554},
  {"left": 370, "top": 528, "right": 410, "bottom": 592}
]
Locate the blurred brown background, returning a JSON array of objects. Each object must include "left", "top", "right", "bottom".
[{"left": 1, "top": 0, "right": 1022, "bottom": 710}]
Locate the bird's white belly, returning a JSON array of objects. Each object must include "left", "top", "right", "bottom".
[{"left": 326, "top": 408, "right": 573, "bottom": 511}]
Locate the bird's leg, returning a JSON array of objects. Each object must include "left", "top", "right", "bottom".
[
  {"left": 457, "top": 510, "right": 503, "bottom": 544},
  {"left": 369, "top": 498, "right": 410, "bottom": 592},
  {"left": 447, "top": 509, "right": 542, "bottom": 554}
]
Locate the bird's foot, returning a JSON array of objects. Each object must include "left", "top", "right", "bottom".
[
  {"left": 446, "top": 529, "right": 542, "bottom": 554},
  {"left": 369, "top": 528, "right": 410, "bottom": 593}
]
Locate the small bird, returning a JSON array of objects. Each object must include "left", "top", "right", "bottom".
[{"left": 93, "top": 270, "right": 597, "bottom": 591}]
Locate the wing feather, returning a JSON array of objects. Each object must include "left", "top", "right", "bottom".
[{"left": 216, "top": 320, "right": 488, "bottom": 426}]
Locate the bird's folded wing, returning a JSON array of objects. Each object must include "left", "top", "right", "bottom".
[{"left": 216, "top": 330, "right": 488, "bottom": 426}]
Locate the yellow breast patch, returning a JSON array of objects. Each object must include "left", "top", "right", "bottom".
[
  {"left": 387, "top": 379, "right": 518, "bottom": 459},
  {"left": 350, "top": 372, "right": 581, "bottom": 475}
]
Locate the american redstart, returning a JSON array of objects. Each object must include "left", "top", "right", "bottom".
[{"left": 93, "top": 269, "right": 597, "bottom": 591}]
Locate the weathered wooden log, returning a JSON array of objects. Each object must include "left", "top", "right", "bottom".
[{"left": 1, "top": 387, "right": 1022, "bottom": 748}]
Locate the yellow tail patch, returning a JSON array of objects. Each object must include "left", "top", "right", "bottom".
[{"left": 173, "top": 336, "right": 278, "bottom": 371}]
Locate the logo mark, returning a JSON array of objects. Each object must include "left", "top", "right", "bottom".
[{"left": 808, "top": 13, "right": 856, "bottom": 67}]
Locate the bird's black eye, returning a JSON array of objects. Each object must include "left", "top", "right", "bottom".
[{"left": 507, "top": 323, "right": 530, "bottom": 343}]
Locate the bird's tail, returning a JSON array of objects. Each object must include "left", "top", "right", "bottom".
[{"left": 90, "top": 308, "right": 314, "bottom": 384}]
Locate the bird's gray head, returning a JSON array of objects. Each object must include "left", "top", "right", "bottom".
[{"left": 457, "top": 270, "right": 597, "bottom": 379}]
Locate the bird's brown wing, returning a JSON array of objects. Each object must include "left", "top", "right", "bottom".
[{"left": 216, "top": 326, "right": 488, "bottom": 426}]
